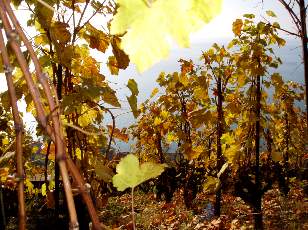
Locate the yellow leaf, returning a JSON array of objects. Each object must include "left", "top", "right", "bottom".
[
  {"left": 271, "top": 151, "right": 283, "bottom": 162},
  {"left": 154, "top": 117, "right": 162, "bottom": 126},
  {"left": 32, "top": 145, "right": 39, "bottom": 154},
  {"left": 2, "top": 138, "right": 9, "bottom": 145},
  {"left": 166, "top": 132, "right": 177, "bottom": 143},
  {"left": 25, "top": 179, "right": 34, "bottom": 194},
  {"left": 76, "top": 148, "right": 82, "bottom": 160},
  {"left": 127, "top": 79, "right": 139, "bottom": 96},
  {"left": 232, "top": 19, "right": 243, "bottom": 36},
  {"left": 221, "top": 133, "right": 234, "bottom": 145},
  {"left": 150, "top": 88, "right": 159, "bottom": 98},
  {"left": 110, "top": 0, "right": 222, "bottom": 72},
  {"left": 41, "top": 183, "right": 47, "bottom": 196},
  {"left": 187, "top": 145, "right": 205, "bottom": 160},
  {"left": 0, "top": 167, "right": 9, "bottom": 178},
  {"left": 112, "top": 154, "right": 166, "bottom": 191},
  {"left": 101, "top": 86, "right": 121, "bottom": 107},
  {"left": 160, "top": 110, "right": 169, "bottom": 119},
  {"left": 237, "top": 73, "right": 246, "bottom": 87},
  {"left": 203, "top": 176, "right": 220, "bottom": 194},
  {"left": 179, "top": 74, "right": 189, "bottom": 87},
  {"left": 78, "top": 107, "right": 98, "bottom": 127},
  {"left": 50, "top": 21, "right": 71, "bottom": 44},
  {"left": 107, "top": 56, "right": 119, "bottom": 75},
  {"left": 223, "top": 144, "right": 241, "bottom": 164},
  {"left": 193, "top": 86, "right": 208, "bottom": 101},
  {"left": 111, "top": 36, "right": 130, "bottom": 69}
]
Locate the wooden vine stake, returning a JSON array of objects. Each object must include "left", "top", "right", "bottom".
[
  {"left": 0, "top": 20, "right": 26, "bottom": 230},
  {"left": 0, "top": 1, "right": 105, "bottom": 229}
]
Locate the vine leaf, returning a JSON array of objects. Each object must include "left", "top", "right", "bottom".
[
  {"left": 271, "top": 151, "right": 283, "bottom": 162},
  {"left": 111, "top": 36, "right": 130, "bottom": 70},
  {"left": 232, "top": 19, "right": 243, "bottom": 36},
  {"left": 112, "top": 154, "right": 166, "bottom": 191},
  {"left": 34, "top": 1, "right": 54, "bottom": 30},
  {"left": 41, "top": 183, "right": 47, "bottom": 196},
  {"left": 150, "top": 87, "right": 159, "bottom": 98},
  {"left": 75, "top": 148, "right": 82, "bottom": 160},
  {"left": 107, "top": 125, "right": 129, "bottom": 142},
  {"left": 50, "top": 21, "right": 71, "bottom": 44},
  {"left": 203, "top": 176, "right": 220, "bottom": 193},
  {"left": 127, "top": 79, "right": 139, "bottom": 118},
  {"left": 95, "top": 162, "right": 115, "bottom": 182},
  {"left": 127, "top": 94, "right": 139, "bottom": 118},
  {"left": 127, "top": 79, "right": 139, "bottom": 96},
  {"left": 110, "top": 0, "right": 222, "bottom": 72},
  {"left": 101, "top": 86, "right": 121, "bottom": 107},
  {"left": 107, "top": 56, "right": 119, "bottom": 75},
  {"left": 266, "top": 10, "right": 277, "bottom": 17},
  {"left": 81, "top": 23, "right": 110, "bottom": 53}
]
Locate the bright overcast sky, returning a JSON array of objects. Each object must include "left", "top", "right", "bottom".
[{"left": 191, "top": 0, "right": 297, "bottom": 42}]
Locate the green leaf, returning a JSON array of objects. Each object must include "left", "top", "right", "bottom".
[
  {"left": 266, "top": 10, "right": 277, "bottom": 17},
  {"left": 127, "top": 94, "right": 139, "bottom": 118},
  {"left": 35, "top": 2, "right": 54, "bottom": 30},
  {"left": 203, "top": 176, "right": 220, "bottom": 193},
  {"left": 112, "top": 154, "right": 166, "bottom": 191},
  {"left": 272, "top": 22, "right": 280, "bottom": 29},
  {"left": 12, "top": 0, "right": 22, "bottom": 8},
  {"left": 101, "top": 86, "right": 121, "bottom": 107},
  {"left": 110, "top": 0, "right": 222, "bottom": 72},
  {"left": 243, "top": 14, "right": 255, "bottom": 19},
  {"left": 127, "top": 79, "right": 139, "bottom": 96},
  {"left": 95, "top": 162, "right": 115, "bottom": 182}
]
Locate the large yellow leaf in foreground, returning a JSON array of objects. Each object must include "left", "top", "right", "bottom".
[
  {"left": 112, "top": 154, "right": 166, "bottom": 191},
  {"left": 111, "top": 0, "right": 222, "bottom": 72}
]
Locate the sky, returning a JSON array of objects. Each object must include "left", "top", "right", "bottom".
[
  {"left": 191, "top": 0, "right": 298, "bottom": 42},
  {"left": 0, "top": 0, "right": 301, "bottom": 92},
  {"left": 0, "top": 0, "right": 305, "bottom": 138}
]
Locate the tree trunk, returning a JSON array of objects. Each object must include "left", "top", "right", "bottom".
[
  {"left": 254, "top": 74, "right": 263, "bottom": 230},
  {"left": 214, "top": 76, "right": 224, "bottom": 216},
  {"left": 156, "top": 132, "right": 164, "bottom": 163},
  {"left": 54, "top": 64, "right": 63, "bottom": 219},
  {"left": 299, "top": 0, "right": 308, "bottom": 149}
]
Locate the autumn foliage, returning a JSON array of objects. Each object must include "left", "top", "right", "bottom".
[{"left": 0, "top": 0, "right": 307, "bottom": 230}]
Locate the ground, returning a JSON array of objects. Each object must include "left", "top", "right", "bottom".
[
  {"left": 4, "top": 182, "right": 308, "bottom": 229},
  {"left": 99, "top": 183, "right": 308, "bottom": 229}
]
